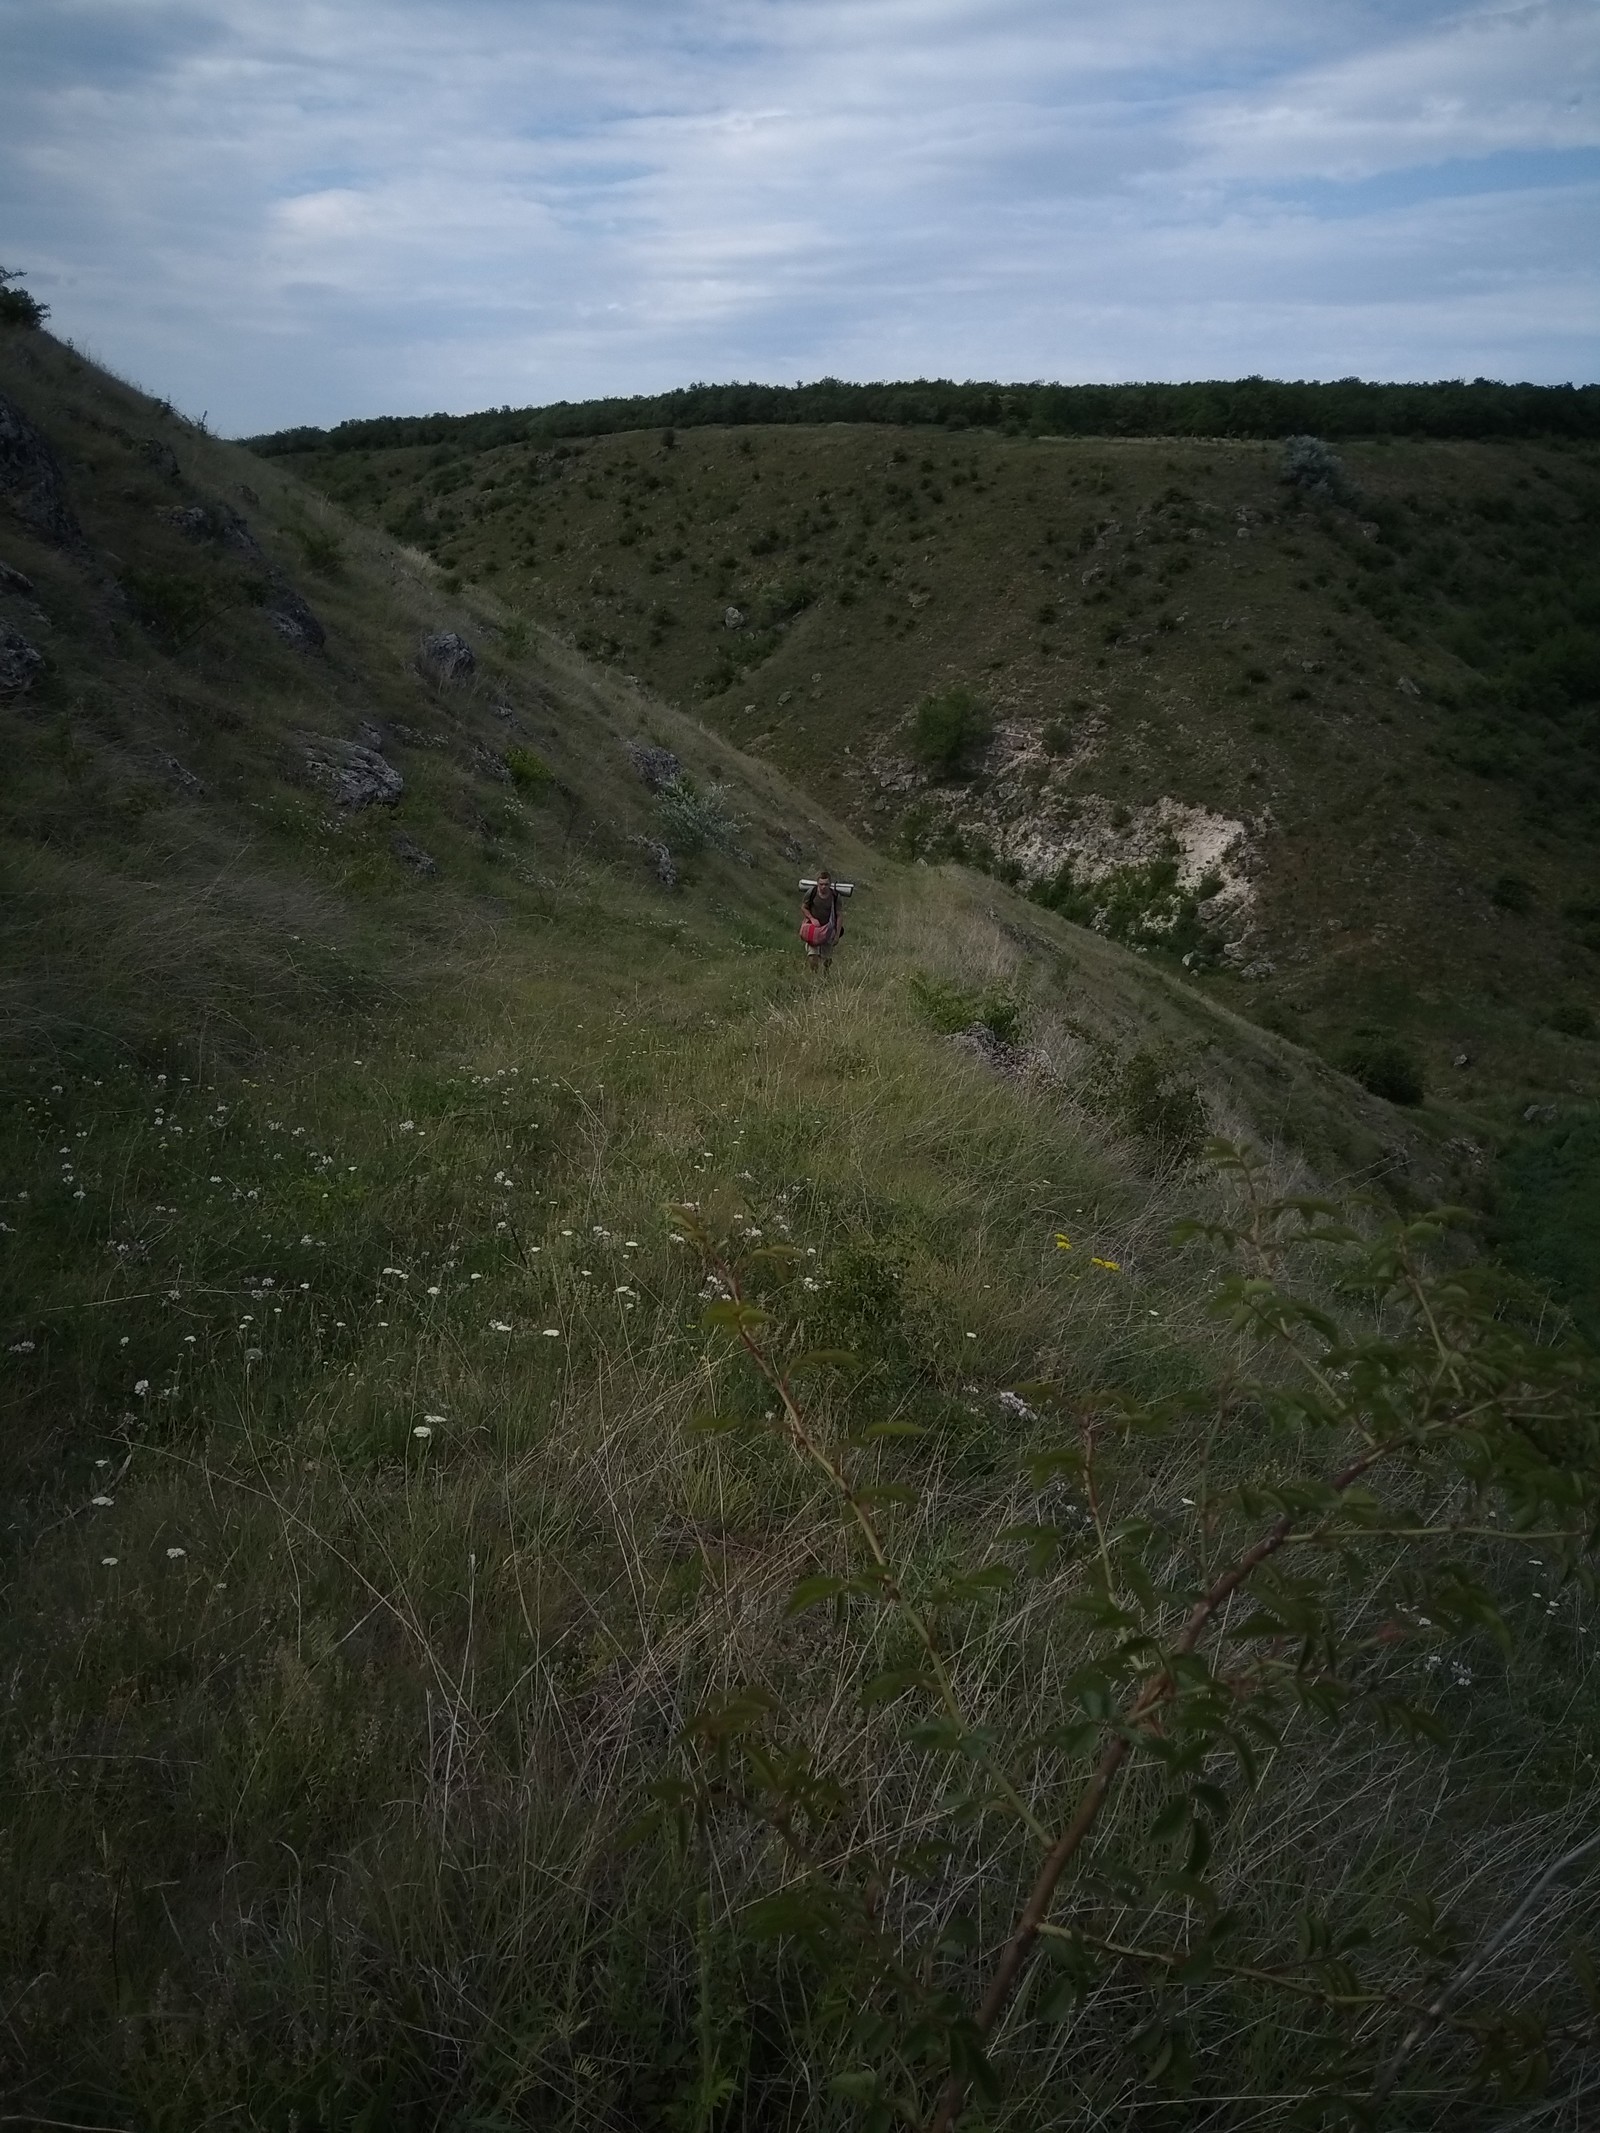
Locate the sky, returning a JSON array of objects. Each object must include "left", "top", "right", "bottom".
[{"left": 2, "top": 0, "right": 1596, "bottom": 435}]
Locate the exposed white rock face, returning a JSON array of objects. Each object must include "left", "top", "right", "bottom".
[{"left": 1001, "top": 793, "right": 1256, "bottom": 932}]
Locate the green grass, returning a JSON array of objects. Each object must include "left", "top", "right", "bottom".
[{"left": 3, "top": 329, "right": 1599, "bottom": 2129}]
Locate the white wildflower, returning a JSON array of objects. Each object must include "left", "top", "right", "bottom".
[
  {"left": 133, "top": 1378, "right": 149, "bottom": 1396},
  {"left": 91, "top": 1494, "right": 114, "bottom": 1507},
  {"left": 166, "top": 1547, "right": 186, "bottom": 1559},
  {"left": 412, "top": 1424, "right": 432, "bottom": 1440}
]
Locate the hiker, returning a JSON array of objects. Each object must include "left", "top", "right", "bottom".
[{"left": 800, "top": 868, "right": 843, "bottom": 970}]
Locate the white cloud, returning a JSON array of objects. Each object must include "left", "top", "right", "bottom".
[{"left": 0, "top": 0, "right": 1593, "bottom": 428}]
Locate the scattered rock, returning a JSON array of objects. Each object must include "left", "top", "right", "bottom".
[
  {"left": 722, "top": 605, "right": 745, "bottom": 630},
  {"left": 1240, "top": 959, "right": 1277, "bottom": 980},
  {"left": 237, "top": 483, "right": 260, "bottom": 507},
  {"left": 1522, "top": 1103, "right": 1558, "bottom": 1126},
  {"left": 136, "top": 438, "right": 181, "bottom": 482},
  {"left": 158, "top": 754, "right": 205, "bottom": 796},
  {"left": 161, "top": 500, "right": 264, "bottom": 561},
  {"left": 387, "top": 721, "right": 442, "bottom": 749},
  {"left": 357, "top": 720, "right": 385, "bottom": 750},
  {"left": 0, "top": 557, "right": 36, "bottom": 596},
  {"left": 626, "top": 739, "right": 681, "bottom": 791},
  {"left": 1453, "top": 1052, "right": 1471, "bottom": 1069},
  {"left": 265, "top": 583, "right": 325, "bottom": 651},
  {"left": 0, "top": 391, "right": 87, "bottom": 550},
  {"left": 0, "top": 618, "right": 44, "bottom": 695},
  {"left": 391, "top": 831, "right": 438, "bottom": 876},
  {"left": 630, "top": 834, "right": 678, "bottom": 888},
  {"left": 1396, "top": 675, "right": 1420, "bottom": 698},
  {"left": 417, "top": 630, "right": 475, "bottom": 684},
  {"left": 302, "top": 738, "right": 404, "bottom": 809},
  {"left": 472, "top": 744, "right": 511, "bottom": 783},
  {"left": 947, "top": 1023, "right": 1025, "bottom": 1079}
]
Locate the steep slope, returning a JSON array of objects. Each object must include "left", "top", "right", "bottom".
[
  {"left": 4, "top": 332, "right": 1598, "bottom": 2130},
  {"left": 275, "top": 418, "right": 1600, "bottom": 1110}
]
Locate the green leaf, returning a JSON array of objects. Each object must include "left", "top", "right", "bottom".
[
  {"left": 702, "top": 1299, "right": 772, "bottom": 1332},
  {"left": 860, "top": 1666, "right": 936, "bottom": 1707},
  {"left": 685, "top": 1409, "right": 751, "bottom": 1437},
  {"left": 787, "top": 1347, "right": 861, "bottom": 1375},
  {"left": 785, "top": 1574, "right": 852, "bottom": 1615}
]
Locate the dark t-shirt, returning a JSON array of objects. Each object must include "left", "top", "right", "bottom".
[{"left": 804, "top": 884, "right": 837, "bottom": 926}]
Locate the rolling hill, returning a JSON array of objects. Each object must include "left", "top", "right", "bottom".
[{"left": 267, "top": 410, "right": 1600, "bottom": 1116}]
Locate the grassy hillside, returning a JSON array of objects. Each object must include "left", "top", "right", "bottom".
[
  {"left": 4, "top": 328, "right": 1599, "bottom": 2129},
  {"left": 275, "top": 419, "right": 1600, "bottom": 1115}
]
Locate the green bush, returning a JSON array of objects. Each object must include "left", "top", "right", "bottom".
[
  {"left": 1491, "top": 872, "right": 1535, "bottom": 914},
  {"left": 907, "top": 970, "right": 1020, "bottom": 1045},
  {"left": 1549, "top": 1001, "right": 1597, "bottom": 1040},
  {"left": 1337, "top": 1031, "right": 1426, "bottom": 1105},
  {"left": 911, "top": 686, "right": 992, "bottom": 779},
  {"left": 505, "top": 746, "right": 554, "bottom": 794},
  {"left": 656, "top": 774, "right": 740, "bottom": 856}
]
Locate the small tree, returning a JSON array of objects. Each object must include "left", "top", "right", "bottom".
[
  {"left": 0, "top": 266, "right": 49, "bottom": 329},
  {"left": 912, "top": 686, "right": 993, "bottom": 780},
  {"left": 1282, "top": 434, "right": 1348, "bottom": 501}
]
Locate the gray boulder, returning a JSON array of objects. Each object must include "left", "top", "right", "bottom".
[
  {"left": 303, "top": 738, "right": 404, "bottom": 809},
  {"left": 0, "top": 391, "right": 86, "bottom": 550},
  {"left": 723, "top": 605, "right": 745, "bottom": 630},
  {"left": 417, "top": 630, "right": 475, "bottom": 684},
  {"left": 630, "top": 834, "right": 677, "bottom": 889},
  {"left": 265, "top": 583, "right": 325, "bottom": 651},
  {"left": 626, "top": 738, "right": 681, "bottom": 791},
  {"left": 0, "top": 618, "right": 44, "bottom": 695},
  {"left": 162, "top": 500, "right": 265, "bottom": 562},
  {"left": 0, "top": 557, "right": 35, "bottom": 596},
  {"left": 391, "top": 831, "right": 438, "bottom": 876}
]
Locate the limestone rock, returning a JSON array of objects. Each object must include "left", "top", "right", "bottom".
[
  {"left": 161, "top": 499, "right": 264, "bottom": 562},
  {"left": 265, "top": 583, "right": 325, "bottom": 651},
  {"left": 417, "top": 630, "right": 475, "bottom": 684},
  {"left": 0, "top": 391, "right": 86, "bottom": 550},
  {"left": 0, "top": 618, "right": 44, "bottom": 695},
  {"left": 630, "top": 834, "right": 677, "bottom": 888},
  {"left": 626, "top": 739, "right": 681, "bottom": 791},
  {"left": 136, "top": 438, "right": 181, "bottom": 482},
  {"left": 473, "top": 744, "right": 511, "bottom": 783},
  {"left": 391, "top": 831, "right": 438, "bottom": 876},
  {"left": 947, "top": 1023, "right": 1024, "bottom": 1079},
  {"left": 303, "top": 738, "right": 403, "bottom": 809},
  {"left": 723, "top": 605, "right": 745, "bottom": 630},
  {"left": 0, "top": 557, "right": 35, "bottom": 596},
  {"left": 159, "top": 754, "right": 206, "bottom": 796}
]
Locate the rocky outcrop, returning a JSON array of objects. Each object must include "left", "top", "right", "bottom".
[
  {"left": 417, "top": 631, "right": 475, "bottom": 685},
  {"left": 162, "top": 500, "right": 265, "bottom": 562},
  {"left": 391, "top": 831, "right": 438, "bottom": 875},
  {"left": 265, "top": 583, "right": 325, "bottom": 651},
  {"left": 0, "top": 392, "right": 86, "bottom": 550},
  {"left": 302, "top": 737, "right": 403, "bottom": 809},
  {"left": 0, "top": 558, "right": 36, "bottom": 596},
  {"left": 630, "top": 834, "right": 678, "bottom": 888},
  {"left": 626, "top": 739, "right": 681, "bottom": 791},
  {"left": 0, "top": 618, "right": 44, "bottom": 695}
]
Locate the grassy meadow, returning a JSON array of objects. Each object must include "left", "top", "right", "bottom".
[{"left": 3, "top": 329, "right": 1599, "bottom": 2127}]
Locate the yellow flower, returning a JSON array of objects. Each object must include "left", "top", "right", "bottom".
[
  {"left": 1091, "top": 1256, "right": 1121, "bottom": 1272},
  {"left": 1054, "top": 1233, "right": 1073, "bottom": 1251}
]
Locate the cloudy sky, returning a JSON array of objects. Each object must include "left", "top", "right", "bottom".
[{"left": 3, "top": 0, "right": 1596, "bottom": 434}]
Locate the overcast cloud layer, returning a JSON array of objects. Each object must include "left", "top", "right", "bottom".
[{"left": 2, "top": 0, "right": 1596, "bottom": 433}]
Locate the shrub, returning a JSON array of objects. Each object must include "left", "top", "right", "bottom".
[
  {"left": 907, "top": 971, "right": 1020, "bottom": 1046},
  {"left": 0, "top": 266, "right": 48, "bottom": 329},
  {"left": 655, "top": 774, "right": 739, "bottom": 856},
  {"left": 1491, "top": 872, "right": 1535, "bottom": 914},
  {"left": 911, "top": 686, "right": 993, "bottom": 779},
  {"left": 1282, "top": 433, "right": 1350, "bottom": 500},
  {"left": 1113, "top": 1044, "right": 1206, "bottom": 1165},
  {"left": 1548, "top": 1002, "right": 1597, "bottom": 1040},
  {"left": 290, "top": 524, "right": 347, "bottom": 577},
  {"left": 1337, "top": 1031, "right": 1426, "bottom": 1105},
  {"left": 505, "top": 746, "right": 553, "bottom": 795}
]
